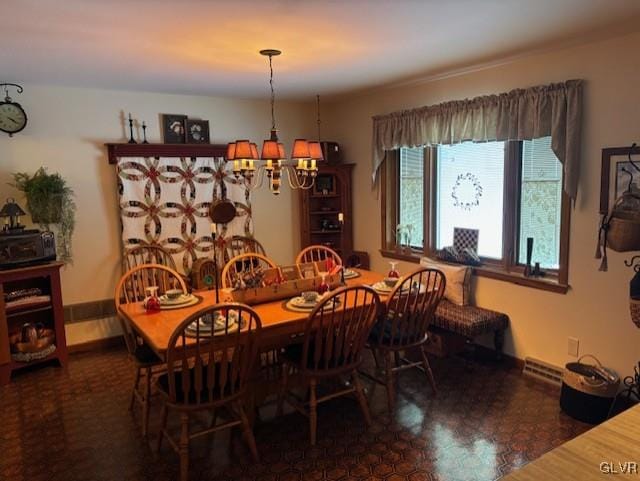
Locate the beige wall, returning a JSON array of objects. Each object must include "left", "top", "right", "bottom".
[
  {"left": 323, "top": 31, "right": 640, "bottom": 377},
  {"left": 0, "top": 85, "right": 313, "bottom": 343}
]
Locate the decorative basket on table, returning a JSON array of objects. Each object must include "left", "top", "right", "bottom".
[{"left": 230, "top": 262, "right": 343, "bottom": 306}]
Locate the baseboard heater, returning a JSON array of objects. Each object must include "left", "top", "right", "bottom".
[{"left": 522, "top": 357, "right": 563, "bottom": 386}]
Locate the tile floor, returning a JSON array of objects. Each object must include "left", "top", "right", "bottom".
[{"left": 0, "top": 347, "right": 589, "bottom": 481}]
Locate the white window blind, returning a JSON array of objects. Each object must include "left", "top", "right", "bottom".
[{"left": 399, "top": 147, "right": 424, "bottom": 247}]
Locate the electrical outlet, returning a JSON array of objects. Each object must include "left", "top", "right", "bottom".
[{"left": 568, "top": 337, "right": 579, "bottom": 357}]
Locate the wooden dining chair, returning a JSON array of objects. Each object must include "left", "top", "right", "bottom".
[
  {"left": 156, "top": 303, "right": 262, "bottom": 481},
  {"left": 276, "top": 285, "right": 382, "bottom": 445},
  {"left": 115, "top": 263, "right": 188, "bottom": 436},
  {"left": 366, "top": 267, "right": 446, "bottom": 412},
  {"left": 221, "top": 253, "right": 277, "bottom": 289},
  {"left": 223, "top": 235, "right": 267, "bottom": 264},
  {"left": 122, "top": 244, "right": 177, "bottom": 273},
  {"left": 295, "top": 245, "right": 342, "bottom": 271}
]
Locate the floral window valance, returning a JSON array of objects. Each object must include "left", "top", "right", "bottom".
[{"left": 371, "top": 79, "right": 583, "bottom": 200}]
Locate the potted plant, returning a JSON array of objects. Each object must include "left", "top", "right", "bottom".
[{"left": 11, "top": 167, "right": 76, "bottom": 263}]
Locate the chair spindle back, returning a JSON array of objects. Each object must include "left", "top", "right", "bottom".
[
  {"left": 373, "top": 268, "right": 446, "bottom": 349},
  {"left": 165, "top": 303, "right": 262, "bottom": 406},
  {"left": 301, "top": 286, "right": 381, "bottom": 374},
  {"left": 221, "top": 253, "right": 277, "bottom": 288}
]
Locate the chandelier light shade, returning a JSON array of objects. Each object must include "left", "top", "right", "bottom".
[
  {"left": 261, "top": 139, "right": 280, "bottom": 160},
  {"left": 226, "top": 142, "right": 236, "bottom": 160},
  {"left": 308, "top": 141, "right": 324, "bottom": 161},
  {"left": 234, "top": 140, "right": 252, "bottom": 159},
  {"left": 291, "top": 139, "right": 311, "bottom": 160}
]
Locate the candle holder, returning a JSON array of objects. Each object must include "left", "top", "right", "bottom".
[
  {"left": 127, "top": 113, "right": 136, "bottom": 144},
  {"left": 142, "top": 121, "right": 149, "bottom": 144}
]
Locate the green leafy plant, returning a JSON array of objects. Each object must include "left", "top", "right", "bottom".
[{"left": 11, "top": 167, "right": 76, "bottom": 263}]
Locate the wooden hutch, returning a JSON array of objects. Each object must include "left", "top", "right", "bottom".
[{"left": 299, "top": 163, "right": 354, "bottom": 259}]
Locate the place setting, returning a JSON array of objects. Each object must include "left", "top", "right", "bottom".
[
  {"left": 284, "top": 290, "right": 340, "bottom": 313},
  {"left": 185, "top": 310, "right": 241, "bottom": 338},
  {"left": 143, "top": 287, "right": 202, "bottom": 312}
]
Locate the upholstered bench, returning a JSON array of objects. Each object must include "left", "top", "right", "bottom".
[{"left": 428, "top": 300, "right": 510, "bottom": 359}]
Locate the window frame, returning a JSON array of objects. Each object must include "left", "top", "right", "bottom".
[{"left": 380, "top": 140, "right": 570, "bottom": 294}]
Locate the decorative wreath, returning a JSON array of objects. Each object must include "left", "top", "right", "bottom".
[{"left": 451, "top": 172, "right": 483, "bottom": 210}]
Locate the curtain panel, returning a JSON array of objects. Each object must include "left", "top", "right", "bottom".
[{"left": 371, "top": 79, "right": 583, "bottom": 200}]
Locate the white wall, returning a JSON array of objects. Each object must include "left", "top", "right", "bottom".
[
  {"left": 323, "top": 31, "right": 640, "bottom": 377},
  {"left": 0, "top": 85, "right": 314, "bottom": 344}
]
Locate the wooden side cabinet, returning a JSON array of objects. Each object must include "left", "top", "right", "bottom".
[
  {"left": 0, "top": 262, "right": 68, "bottom": 385},
  {"left": 300, "top": 164, "right": 354, "bottom": 259}
]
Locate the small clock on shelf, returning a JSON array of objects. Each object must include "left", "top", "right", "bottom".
[{"left": 0, "top": 84, "right": 27, "bottom": 137}]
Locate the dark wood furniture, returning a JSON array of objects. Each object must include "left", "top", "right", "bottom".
[
  {"left": 277, "top": 285, "right": 382, "bottom": 445},
  {"left": 115, "top": 264, "right": 188, "bottom": 436},
  {"left": 0, "top": 262, "right": 67, "bottom": 385},
  {"left": 366, "top": 267, "right": 446, "bottom": 411},
  {"left": 299, "top": 164, "right": 354, "bottom": 260},
  {"left": 156, "top": 303, "right": 262, "bottom": 481},
  {"left": 106, "top": 143, "right": 227, "bottom": 164}
]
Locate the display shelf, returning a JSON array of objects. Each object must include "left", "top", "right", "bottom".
[
  {"left": 6, "top": 304, "right": 53, "bottom": 319},
  {"left": 0, "top": 262, "right": 67, "bottom": 385},
  {"left": 300, "top": 163, "right": 355, "bottom": 261}
]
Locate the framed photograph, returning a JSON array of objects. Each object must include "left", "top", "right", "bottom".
[
  {"left": 600, "top": 145, "right": 640, "bottom": 214},
  {"left": 161, "top": 114, "right": 187, "bottom": 144},
  {"left": 186, "top": 119, "right": 210, "bottom": 144},
  {"left": 313, "top": 174, "right": 336, "bottom": 196}
]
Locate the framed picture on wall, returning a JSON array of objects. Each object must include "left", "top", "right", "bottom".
[
  {"left": 186, "top": 119, "right": 210, "bottom": 144},
  {"left": 161, "top": 114, "right": 187, "bottom": 144},
  {"left": 600, "top": 145, "right": 640, "bottom": 214}
]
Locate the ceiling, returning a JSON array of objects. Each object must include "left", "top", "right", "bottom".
[{"left": 3, "top": 0, "right": 640, "bottom": 99}]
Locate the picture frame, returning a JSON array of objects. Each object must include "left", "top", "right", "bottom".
[
  {"left": 161, "top": 114, "right": 187, "bottom": 144},
  {"left": 186, "top": 119, "right": 210, "bottom": 144},
  {"left": 313, "top": 174, "right": 336, "bottom": 196},
  {"left": 599, "top": 145, "right": 640, "bottom": 214}
]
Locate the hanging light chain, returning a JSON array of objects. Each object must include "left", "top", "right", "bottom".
[
  {"left": 269, "top": 54, "right": 276, "bottom": 131},
  {"left": 316, "top": 94, "right": 321, "bottom": 141}
]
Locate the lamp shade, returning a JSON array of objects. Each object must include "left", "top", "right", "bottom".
[
  {"left": 0, "top": 198, "right": 26, "bottom": 218},
  {"left": 250, "top": 143, "right": 259, "bottom": 160},
  {"left": 226, "top": 142, "right": 236, "bottom": 160},
  {"left": 308, "top": 141, "right": 324, "bottom": 161},
  {"left": 278, "top": 143, "right": 286, "bottom": 159},
  {"left": 234, "top": 140, "right": 252, "bottom": 159},
  {"left": 261, "top": 139, "right": 280, "bottom": 160},
  {"left": 291, "top": 139, "right": 310, "bottom": 159}
]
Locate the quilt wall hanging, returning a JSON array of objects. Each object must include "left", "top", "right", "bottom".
[{"left": 116, "top": 154, "right": 252, "bottom": 275}]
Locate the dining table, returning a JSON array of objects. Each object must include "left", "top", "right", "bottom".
[{"left": 117, "top": 268, "right": 386, "bottom": 360}]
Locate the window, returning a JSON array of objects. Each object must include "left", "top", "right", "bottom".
[
  {"left": 436, "top": 142, "right": 505, "bottom": 259},
  {"left": 398, "top": 148, "right": 424, "bottom": 248},
  {"left": 382, "top": 136, "right": 570, "bottom": 292}
]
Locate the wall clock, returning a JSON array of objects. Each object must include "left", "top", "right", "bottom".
[{"left": 0, "top": 84, "right": 27, "bottom": 137}]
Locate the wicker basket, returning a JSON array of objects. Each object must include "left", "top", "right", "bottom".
[
  {"left": 607, "top": 217, "right": 640, "bottom": 252},
  {"left": 9, "top": 328, "right": 56, "bottom": 353}
]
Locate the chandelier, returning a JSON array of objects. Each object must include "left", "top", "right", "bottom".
[{"left": 226, "top": 49, "right": 322, "bottom": 195}]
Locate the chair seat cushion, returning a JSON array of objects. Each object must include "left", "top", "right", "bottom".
[
  {"left": 133, "top": 343, "right": 163, "bottom": 365},
  {"left": 433, "top": 300, "right": 509, "bottom": 338},
  {"left": 157, "top": 363, "right": 240, "bottom": 404}
]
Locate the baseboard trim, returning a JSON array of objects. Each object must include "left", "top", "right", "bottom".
[{"left": 68, "top": 336, "right": 125, "bottom": 354}]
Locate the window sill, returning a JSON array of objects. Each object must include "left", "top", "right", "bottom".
[{"left": 380, "top": 249, "right": 569, "bottom": 294}]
